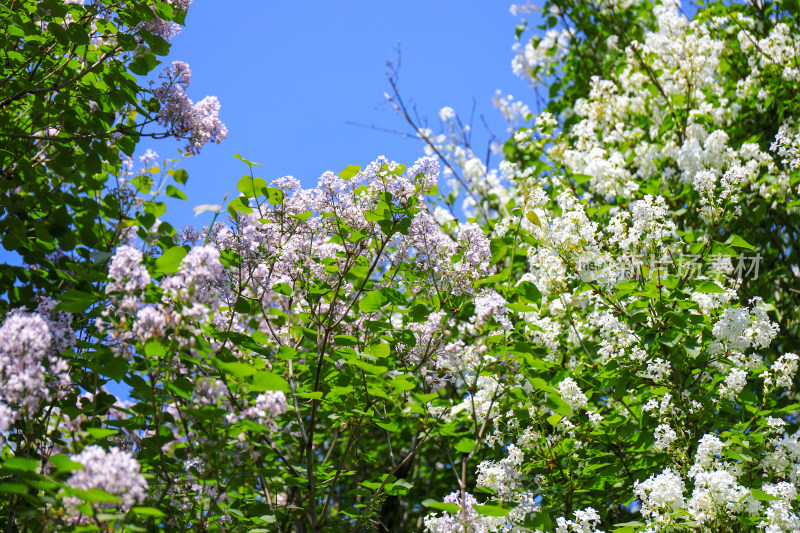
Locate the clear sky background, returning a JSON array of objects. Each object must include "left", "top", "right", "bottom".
[{"left": 145, "top": 0, "right": 541, "bottom": 227}]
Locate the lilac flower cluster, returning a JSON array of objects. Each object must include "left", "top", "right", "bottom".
[
  {"left": 423, "top": 491, "right": 488, "bottom": 533},
  {"left": 231, "top": 391, "right": 288, "bottom": 429},
  {"left": 66, "top": 446, "right": 147, "bottom": 513},
  {"left": 143, "top": 0, "right": 194, "bottom": 42},
  {"left": 0, "top": 310, "right": 70, "bottom": 423},
  {"left": 162, "top": 245, "right": 225, "bottom": 306},
  {"left": 153, "top": 61, "right": 228, "bottom": 155},
  {"left": 106, "top": 245, "right": 151, "bottom": 295}
]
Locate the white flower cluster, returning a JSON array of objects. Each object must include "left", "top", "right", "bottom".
[
  {"left": 476, "top": 443, "right": 524, "bottom": 495},
  {"left": 634, "top": 468, "right": 686, "bottom": 527},
  {"left": 557, "top": 377, "right": 588, "bottom": 415},
  {"left": 0, "top": 309, "right": 70, "bottom": 440},
  {"left": 711, "top": 298, "right": 779, "bottom": 355},
  {"left": 66, "top": 446, "right": 147, "bottom": 514},
  {"left": 555, "top": 507, "right": 603, "bottom": 533},
  {"left": 423, "top": 491, "right": 490, "bottom": 533},
  {"left": 229, "top": 391, "right": 287, "bottom": 429}
]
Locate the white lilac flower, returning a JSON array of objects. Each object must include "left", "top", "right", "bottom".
[
  {"left": 106, "top": 245, "right": 151, "bottom": 294},
  {"left": 634, "top": 468, "right": 686, "bottom": 526},
  {"left": 0, "top": 310, "right": 57, "bottom": 411},
  {"left": 687, "top": 469, "right": 751, "bottom": 524},
  {"left": 476, "top": 444, "right": 524, "bottom": 495},
  {"left": 133, "top": 306, "right": 167, "bottom": 342},
  {"left": 162, "top": 245, "right": 225, "bottom": 305},
  {"left": 654, "top": 423, "right": 678, "bottom": 452},
  {"left": 423, "top": 491, "right": 502, "bottom": 533},
  {"left": 711, "top": 298, "right": 778, "bottom": 354},
  {"left": 67, "top": 446, "right": 147, "bottom": 512},
  {"left": 555, "top": 507, "right": 603, "bottom": 533},
  {"left": 438, "top": 106, "right": 456, "bottom": 122},
  {"left": 558, "top": 377, "right": 588, "bottom": 415},
  {"left": 770, "top": 353, "right": 799, "bottom": 388},
  {"left": 230, "top": 391, "right": 287, "bottom": 428},
  {"left": 472, "top": 290, "right": 511, "bottom": 329},
  {"left": 761, "top": 482, "right": 800, "bottom": 532},
  {"left": 719, "top": 368, "right": 748, "bottom": 399}
]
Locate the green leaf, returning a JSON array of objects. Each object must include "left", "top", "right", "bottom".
[
  {"left": 214, "top": 359, "right": 256, "bottom": 378},
  {"left": 454, "top": 437, "right": 476, "bottom": 454},
  {"left": 376, "top": 421, "right": 399, "bottom": 432},
  {"left": 131, "top": 507, "right": 166, "bottom": 518},
  {"left": 237, "top": 175, "right": 268, "bottom": 198},
  {"left": 694, "top": 281, "right": 725, "bottom": 294},
  {"left": 66, "top": 22, "right": 89, "bottom": 45},
  {"left": 422, "top": 499, "right": 461, "bottom": 514},
  {"left": 548, "top": 395, "right": 571, "bottom": 417},
  {"left": 47, "top": 22, "right": 70, "bottom": 45},
  {"left": 473, "top": 504, "right": 510, "bottom": 517},
  {"left": 611, "top": 521, "right": 645, "bottom": 532},
  {"left": 349, "top": 359, "right": 387, "bottom": 375},
  {"left": 518, "top": 281, "right": 542, "bottom": 305},
  {"left": 339, "top": 165, "right": 361, "bottom": 180},
  {"left": 264, "top": 187, "right": 285, "bottom": 205},
  {"left": 369, "top": 343, "right": 391, "bottom": 358},
  {"left": 389, "top": 376, "right": 415, "bottom": 391},
  {"left": 725, "top": 234, "right": 755, "bottom": 250},
  {"left": 154, "top": 246, "right": 188, "bottom": 274},
  {"left": 98, "top": 353, "right": 128, "bottom": 382},
  {"left": 129, "top": 52, "right": 160, "bottom": 75},
  {"left": 359, "top": 291, "right": 387, "bottom": 313},
  {"left": 277, "top": 346, "right": 299, "bottom": 360},
  {"left": 234, "top": 296, "right": 252, "bottom": 314},
  {"left": 489, "top": 239, "right": 508, "bottom": 264},
  {"left": 80, "top": 488, "right": 123, "bottom": 503},
  {"left": 86, "top": 428, "right": 117, "bottom": 440},
  {"left": 272, "top": 282, "right": 292, "bottom": 296},
  {"left": 547, "top": 413, "right": 563, "bottom": 426},
  {"left": 751, "top": 488, "right": 783, "bottom": 501},
  {"left": 334, "top": 335, "right": 358, "bottom": 346},
  {"left": 0, "top": 483, "right": 28, "bottom": 495},
  {"left": 526, "top": 210, "right": 541, "bottom": 226},
  {"left": 251, "top": 371, "right": 289, "bottom": 392},
  {"left": 55, "top": 289, "right": 97, "bottom": 313},
  {"left": 2, "top": 457, "right": 39, "bottom": 472},
  {"left": 234, "top": 153, "right": 263, "bottom": 166},
  {"left": 296, "top": 391, "right": 323, "bottom": 400},
  {"left": 144, "top": 340, "right": 166, "bottom": 357},
  {"left": 117, "top": 33, "right": 137, "bottom": 50},
  {"left": 529, "top": 512, "right": 554, "bottom": 531},
  {"left": 172, "top": 168, "right": 189, "bottom": 184},
  {"left": 228, "top": 196, "right": 253, "bottom": 215},
  {"left": 50, "top": 454, "right": 83, "bottom": 473},
  {"left": 364, "top": 205, "right": 392, "bottom": 223},
  {"left": 165, "top": 184, "right": 187, "bottom": 200}
]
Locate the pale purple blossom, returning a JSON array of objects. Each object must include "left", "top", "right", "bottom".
[
  {"left": 106, "top": 245, "right": 151, "bottom": 294},
  {"left": 162, "top": 245, "right": 225, "bottom": 305},
  {"left": 67, "top": 446, "right": 147, "bottom": 511},
  {"left": 423, "top": 491, "right": 488, "bottom": 533},
  {"left": 472, "top": 290, "right": 511, "bottom": 329},
  {"left": 133, "top": 306, "right": 167, "bottom": 342},
  {"left": 457, "top": 224, "right": 492, "bottom": 273},
  {"left": 0, "top": 310, "right": 57, "bottom": 411},
  {"left": 154, "top": 62, "right": 227, "bottom": 155},
  {"left": 233, "top": 391, "right": 287, "bottom": 428}
]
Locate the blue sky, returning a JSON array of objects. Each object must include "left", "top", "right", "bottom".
[{"left": 146, "top": 0, "right": 539, "bottom": 227}]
